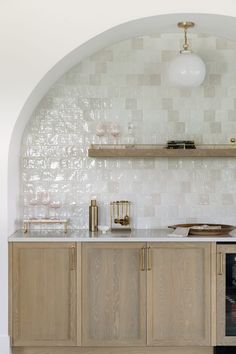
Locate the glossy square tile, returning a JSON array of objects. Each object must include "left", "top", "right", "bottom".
[{"left": 21, "top": 33, "right": 236, "bottom": 228}]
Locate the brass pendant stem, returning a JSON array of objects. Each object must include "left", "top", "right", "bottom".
[
  {"left": 183, "top": 27, "right": 188, "bottom": 50},
  {"left": 177, "top": 21, "right": 195, "bottom": 52}
]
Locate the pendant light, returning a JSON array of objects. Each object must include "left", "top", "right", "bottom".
[{"left": 168, "top": 21, "right": 206, "bottom": 88}]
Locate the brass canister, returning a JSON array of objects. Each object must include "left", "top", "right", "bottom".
[{"left": 89, "top": 199, "right": 98, "bottom": 232}]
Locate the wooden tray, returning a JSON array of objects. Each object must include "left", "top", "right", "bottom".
[{"left": 168, "top": 223, "right": 235, "bottom": 236}]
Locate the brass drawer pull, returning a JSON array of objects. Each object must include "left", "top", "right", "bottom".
[
  {"left": 70, "top": 245, "right": 76, "bottom": 270},
  {"left": 218, "top": 252, "right": 224, "bottom": 275},
  {"left": 147, "top": 247, "right": 152, "bottom": 271},
  {"left": 140, "top": 247, "right": 145, "bottom": 271}
]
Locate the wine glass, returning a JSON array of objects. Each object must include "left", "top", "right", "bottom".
[
  {"left": 29, "top": 193, "right": 40, "bottom": 219},
  {"left": 41, "top": 191, "right": 50, "bottom": 218},
  {"left": 96, "top": 123, "right": 107, "bottom": 145},
  {"left": 110, "top": 123, "right": 120, "bottom": 144},
  {"left": 49, "top": 201, "right": 62, "bottom": 219},
  {"left": 127, "top": 122, "right": 135, "bottom": 144}
]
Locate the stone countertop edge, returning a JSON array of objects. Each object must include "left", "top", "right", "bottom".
[{"left": 8, "top": 229, "right": 236, "bottom": 242}]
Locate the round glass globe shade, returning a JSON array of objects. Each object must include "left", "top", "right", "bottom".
[{"left": 168, "top": 51, "right": 206, "bottom": 88}]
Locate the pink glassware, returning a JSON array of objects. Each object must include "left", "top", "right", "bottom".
[{"left": 110, "top": 123, "right": 120, "bottom": 144}]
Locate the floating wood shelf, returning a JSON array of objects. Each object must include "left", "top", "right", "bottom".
[{"left": 88, "top": 144, "right": 236, "bottom": 158}]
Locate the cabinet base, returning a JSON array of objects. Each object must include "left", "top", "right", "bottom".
[{"left": 13, "top": 347, "right": 213, "bottom": 354}]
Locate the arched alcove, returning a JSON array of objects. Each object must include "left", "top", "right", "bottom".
[
  {"left": 5, "top": 12, "right": 236, "bottom": 353},
  {"left": 19, "top": 30, "right": 236, "bottom": 229},
  {"left": 9, "top": 12, "right": 236, "bottom": 232}
]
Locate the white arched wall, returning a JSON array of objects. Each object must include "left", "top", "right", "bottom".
[
  {"left": 9, "top": 12, "right": 236, "bottom": 232},
  {"left": 3, "top": 3, "right": 236, "bottom": 352}
]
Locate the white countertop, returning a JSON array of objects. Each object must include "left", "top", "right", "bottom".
[{"left": 8, "top": 229, "right": 236, "bottom": 242}]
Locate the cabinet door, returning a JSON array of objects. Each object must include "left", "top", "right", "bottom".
[
  {"left": 217, "top": 244, "right": 236, "bottom": 345},
  {"left": 12, "top": 242, "right": 78, "bottom": 346},
  {"left": 82, "top": 243, "right": 146, "bottom": 346},
  {"left": 147, "top": 242, "right": 212, "bottom": 346}
]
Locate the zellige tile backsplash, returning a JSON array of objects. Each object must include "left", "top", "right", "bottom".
[{"left": 21, "top": 33, "right": 236, "bottom": 229}]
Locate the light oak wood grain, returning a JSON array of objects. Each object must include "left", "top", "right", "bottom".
[
  {"left": 216, "top": 244, "right": 236, "bottom": 345},
  {"left": 10, "top": 241, "right": 216, "bottom": 351},
  {"left": 12, "top": 346, "right": 213, "bottom": 354},
  {"left": 12, "top": 242, "right": 78, "bottom": 346},
  {"left": 88, "top": 144, "right": 236, "bottom": 158},
  {"left": 77, "top": 243, "right": 82, "bottom": 346},
  {"left": 147, "top": 243, "right": 212, "bottom": 346},
  {"left": 82, "top": 243, "right": 146, "bottom": 346}
]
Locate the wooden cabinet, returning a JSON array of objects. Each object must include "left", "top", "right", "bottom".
[
  {"left": 10, "top": 240, "right": 214, "bottom": 351},
  {"left": 82, "top": 243, "right": 146, "bottom": 346},
  {"left": 11, "top": 242, "right": 79, "bottom": 346},
  {"left": 147, "top": 243, "right": 212, "bottom": 346}
]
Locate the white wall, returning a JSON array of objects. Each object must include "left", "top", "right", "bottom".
[{"left": 3, "top": 1, "right": 236, "bottom": 352}]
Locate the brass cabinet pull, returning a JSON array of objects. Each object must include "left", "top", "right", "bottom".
[
  {"left": 70, "top": 245, "right": 76, "bottom": 270},
  {"left": 147, "top": 247, "right": 152, "bottom": 271},
  {"left": 140, "top": 247, "right": 145, "bottom": 271},
  {"left": 218, "top": 252, "right": 224, "bottom": 275}
]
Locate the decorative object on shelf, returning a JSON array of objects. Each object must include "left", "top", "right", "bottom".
[
  {"left": 124, "top": 122, "right": 136, "bottom": 144},
  {"left": 28, "top": 194, "right": 40, "bottom": 219},
  {"left": 89, "top": 199, "right": 98, "bottom": 232},
  {"left": 41, "top": 191, "right": 51, "bottom": 218},
  {"left": 110, "top": 123, "right": 120, "bottom": 144},
  {"left": 110, "top": 201, "right": 131, "bottom": 232},
  {"left": 88, "top": 144, "right": 236, "bottom": 158},
  {"left": 49, "top": 200, "right": 62, "bottom": 219},
  {"left": 95, "top": 122, "right": 107, "bottom": 144},
  {"left": 95, "top": 122, "right": 121, "bottom": 144},
  {"left": 98, "top": 225, "right": 110, "bottom": 234},
  {"left": 23, "top": 219, "right": 69, "bottom": 233},
  {"left": 168, "top": 21, "right": 206, "bottom": 87},
  {"left": 27, "top": 191, "right": 63, "bottom": 220},
  {"left": 167, "top": 140, "right": 196, "bottom": 149},
  {"left": 230, "top": 137, "right": 236, "bottom": 144},
  {"left": 168, "top": 223, "right": 235, "bottom": 236},
  {"left": 29, "top": 191, "right": 52, "bottom": 218}
]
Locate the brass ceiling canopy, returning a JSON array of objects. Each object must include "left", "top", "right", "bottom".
[
  {"left": 177, "top": 21, "right": 195, "bottom": 51},
  {"left": 177, "top": 21, "right": 195, "bottom": 30}
]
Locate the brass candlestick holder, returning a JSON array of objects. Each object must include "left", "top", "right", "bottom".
[{"left": 110, "top": 201, "right": 131, "bottom": 231}]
